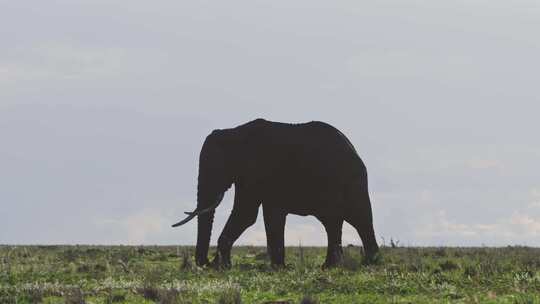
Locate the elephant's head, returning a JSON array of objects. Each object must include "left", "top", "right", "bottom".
[{"left": 172, "top": 130, "right": 236, "bottom": 266}]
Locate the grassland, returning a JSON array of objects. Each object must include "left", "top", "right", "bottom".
[{"left": 1, "top": 245, "right": 540, "bottom": 303}]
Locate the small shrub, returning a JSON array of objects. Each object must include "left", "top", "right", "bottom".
[
  {"left": 434, "top": 248, "right": 447, "bottom": 257},
  {"left": 406, "top": 256, "right": 423, "bottom": 272},
  {"left": 139, "top": 286, "right": 160, "bottom": 302},
  {"left": 64, "top": 288, "right": 85, "bottom": 304},
  {"left": 439, "top": 259, "right": 460, "bottom": 272},
  {"left": 159, "top": 289, "right": 183, "bottom": 304},
  {"left": 300, "top": 295, "right": 319, "bottom": 304},
  {"left": 180, "top": 250, "right": 194, "bottom": 271},
  {"left": 255, "top": 252, "right": 269, "bottom": 261},
  {"left": 117, "top": 259, "right": 130, "bottom": 273},
  {"left": 108, "top": 290, "right": 126, "bottom": 303},
  {"left": 246, "top": 246, "right": 258, "bottom": 255},
  {"left": 62, "top": 249, "right": 79, "bottom": 262},
  {"left": 386, "top": 263, "right": 401, "bottom": 273},
  {"left": 364, "top": 251, "right": 383, "bottom": 265},
  {"left": 150, "top": 253, "right": 169, "bottom": 261},
  {"left": 341, "top": 248, "right": 362, "bottom": 271},
  {"left": 138, "top": 266, "right": 164, "bottom": 301},
  {"left": 94, "top": 263, "right": 108, "bottom": 272},
  {"left": 76, "top": 264, "right": 91, "bottom": 273},
  {"left": 216, "top": 288, "right": 242, "bottom": 304},
  {"left": 23, "top": 289, "right": 43, "bottom": 304},
  {"left": 463, "top": 264, "right": 478, "bottom": 277},
  {"left": 298, "top": 244, "right": 305, "bottom": 267},
  {"left": 0, "top": 295, "right": 16, "bottom": 304},
  {"left": 478, "top": 260, "right": 498, "bottom": 276},
  {"left": 513, "top": 294, "right": 538, "bottom": 304}
]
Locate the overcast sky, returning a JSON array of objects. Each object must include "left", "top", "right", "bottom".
[{"left": 1, "top": 0, "right": 539, "bottom": 246}]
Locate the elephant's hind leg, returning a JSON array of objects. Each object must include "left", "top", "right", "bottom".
[
  {"left": 317, "top": 216, "right": 344, "bottom": 269},
  {"left": 262, "top": 205, "right": 287, "bottom": 267},
  {"left": 344, "top": 186, "right": 379, "bottom": 262}
]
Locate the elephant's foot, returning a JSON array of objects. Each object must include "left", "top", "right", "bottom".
[
  {"left": 322, "top": 249, "right": 343, "bottom": 269},
  {"left": 211, "top": 235, "right": 233, "bottom": 269},
  {"left": 270, "top": 261, "right": 286, "bottom": 270},
  {"left": 321, "top": 259, "right": 342, "bottom": 269},
  {"left": 266, "top": 243, "right": 286, "bottom": 267},
  {"left": 363, "top": 247, "right": 381, "bottom": 265},
  {"left": 195, "top": 255, "right": 210, "bottom": 267},
  {"left": 210, "top": 250, "right": 231, "bottom": 269}
]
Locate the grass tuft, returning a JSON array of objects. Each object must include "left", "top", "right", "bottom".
[
  {"left": 341, "top": 247, "right": 363, "bottom": 271},
  {"left": 180, "top": 249, "right": 194, "bottom": 271},
  {"left": 216, "top": 287, "right": 242, "bottom": 304},
  {"left": 64, "top": 288, "right": 85, "bottom": 304},
  {"left": 300, "top": 295, "right": 319, "bottom": 304},
  {"left": 439, "top": 259, "right": 460, "bottom": 272}
]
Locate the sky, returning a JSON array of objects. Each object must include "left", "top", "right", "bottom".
[{"left": 1, "top": 0, "right": 540, "bottom": 247}]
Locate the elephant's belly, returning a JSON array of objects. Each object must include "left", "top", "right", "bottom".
[
  {"left": 266, "top": 187, "right": 347, "bottom": 217},
  {"left": 258, "top": 173, "right": 349, "bottom": 216}
]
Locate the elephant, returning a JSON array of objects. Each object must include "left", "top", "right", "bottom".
[{"left": 172, "top": 118, "right": 379, "bottom": 269}]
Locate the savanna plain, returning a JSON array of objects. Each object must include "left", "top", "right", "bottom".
[{"left": 1, "top": 245, "right": 540, "bottom": 304}]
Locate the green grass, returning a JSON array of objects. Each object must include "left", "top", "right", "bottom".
[{"left": 1, "top": 245, "right": 540, "bottom": 303}]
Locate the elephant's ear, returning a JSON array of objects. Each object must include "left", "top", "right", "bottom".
[
  {"left": 199, "top": 130, "right": 227, "bottom": 172},
  {"left": 210, "top": 128, "right": 248, "bottom": 176},
  {"left": 212, "top": 128, "right": 246, "bottom": 151},
  {"left": 201, "top": 129, "right": 236, "bottom": 168}
]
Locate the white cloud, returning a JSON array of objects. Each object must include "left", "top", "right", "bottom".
[
  {"left": 237, "top": 219, "right": 362, "bottom": 247},
  {"left": 415, "top": 209, "right": 540, "bottom": 245},
  {"left": 416, "top": 210, "right": 479, "bottom": 239},
  {"left": 239, "top": 223, "right": 325, "bottom": 246},
  {"left": 508, "top": 212, "right": 540, "bottom": 236},
  {"left": 238, "top": 227, "right": 267, "bottom": 246},
  {"left": 529, "top": 202, "right": 540, "bottom": 208},
  {"left": 0, "top": 44, "right": 130, "bottom": 85},
  {"left": 95, "top": 208, "right": 171, "bottom": 245},
  {"left": 529, "top": 188, "right": 540, "bottom": 208},
  {"left": 466, "top": 158, "right": 504, "bottom": 170}
]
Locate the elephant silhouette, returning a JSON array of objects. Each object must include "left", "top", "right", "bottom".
[{"left": 173, "top": 119, "right": 379, "bottom": 268}]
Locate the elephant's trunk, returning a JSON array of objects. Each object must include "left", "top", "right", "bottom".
[
  {"left": 193, "top": 160, "right": 226, "bottom": 265},
  {"left": 194, "top": 177, "right": 224, "bottom": 266},
  {"left": 172, "top": 177, "right": 223, "bottom": 266},
  {"left": 195, "top": 209, "right": 215, "bottom": 266},
  {"left": 172, "top": 131, "right": 230, "bottom": 266}
]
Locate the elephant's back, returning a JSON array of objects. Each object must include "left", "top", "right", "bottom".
[
  {"left": 264, "top": 120, "right": 366, "bottom": 182},
  {"left": 238, "top": 119, "right": 368, "bottom": 215}
]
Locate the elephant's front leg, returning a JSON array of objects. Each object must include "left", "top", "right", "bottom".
[
  {"left": 263, "top": 206, "right": 287, "bottom": 267},
  {"left": 212, "top": 187, "right": 259, "bottom": 269}
]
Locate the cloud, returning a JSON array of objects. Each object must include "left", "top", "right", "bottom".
[
  {"left": 415, "top": 209, "right": 540, "bottom": 245},
  {"left": 416, "top": 210, "right": 479, "bottom": 239},
  {"left": 239, "top": 223, "right": 326, "bottom": 246},
  {"left": 94, "top": 208, "right": 172, "bottom": 245},
  {"left": 529, "top": 188, "right": 540, "bottom": 208},
  {"left": 0, "top": 44, "right": 129, "bottom": 85},
  {"left": 466, "top": 158, "right": 504, "bottom": 170},
  {"left": 0, "top": 43, "right": 172, "bottom": 98},
  {"left": 237, "top": 219, "right": 361, "bottom": 246},
  {"left": 509, "top": 213, "right": 540, "bottom": 236}
]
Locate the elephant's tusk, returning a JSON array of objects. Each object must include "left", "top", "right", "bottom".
[
  {"left": 171, "top": 213, "right": 196, "bottom": 227},
  {"left": 186, "top": 201, "right": 220, "bottom": 216},
  {"left": 171, "top": 201, "right": 221, "bottom": 228}
]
